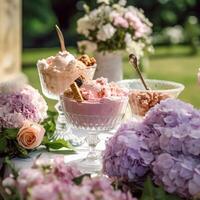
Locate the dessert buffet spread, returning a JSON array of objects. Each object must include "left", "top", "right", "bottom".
[{"left": 1, "top": 25, "right": 200, "bottom": 200}]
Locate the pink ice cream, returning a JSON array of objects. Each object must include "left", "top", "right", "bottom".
[{"left": 61, "top": 78, "right": 128, "bottom": 130}]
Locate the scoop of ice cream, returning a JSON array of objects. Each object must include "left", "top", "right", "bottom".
[
  {"left": 80, "top": 77, "right": 128, "bottom": 101},
  {"left": 51, "top": 52, "right": 76, "bottom": 71}
]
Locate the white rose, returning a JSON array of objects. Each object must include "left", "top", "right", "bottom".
[
  {"left": 97, "top": 23, "right": 116, "bottom": 41},
  {"left": 125, "top": 39, "right": 144, "bottom": 59},
  {"left": 77, "top": 40, "right": 97, "bottom": 53},
  {"left": 77, "top": 16, "right": 93, "bottom": 37},
  {"left": 118, "top": 0, "right": 127, "bottom": 6},
  {"left": 97, "top": 0, "right": 110, "bottom": 4}
]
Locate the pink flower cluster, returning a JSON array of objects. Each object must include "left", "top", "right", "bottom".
[
  {"left": 111, "top": 10, "right": 151, "bottom": 38},
  {"left": 3, "top": 158, "right": 137, "bottom": 200}
]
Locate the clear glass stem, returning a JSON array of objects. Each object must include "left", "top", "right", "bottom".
[
  {"left": 86, "top": 133, "right": 100, "bottom": 160},
  {"left": 55, "top": 101, "right": 68, "bottom": 131},
  {"left": 53, "top": 101, "right": 83, "bottom": 146}
]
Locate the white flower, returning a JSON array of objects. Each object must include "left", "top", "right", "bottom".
[
  {"left": 77, "top": 40, "right": 97, "bottom": 53},
  {"left": 118, "top": 0, "right": 127, "bottom": 6},
  {"left": 77, "top": 16, "right": 94, "bottom": 37},
  {"left": 97, "top": 0, "right": 110, "bottom": 4},
  {"left": 125, "top": 34, "right": 144, "bottom": 59},
  {"left": 97, "top": 23, "right": 116, "bottom": 41}
]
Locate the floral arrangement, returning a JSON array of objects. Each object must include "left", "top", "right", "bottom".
[
  {"left": 0, "top": 84, "right": 73, "bottom": 158},
  {"left": 103, "top": 98, "right": 200, "bottom": 199},
  {"left": 1, "top": 158, "right": 137, "bottom": 200},
  {"left": 77, "top": 0, "right": 153, "bottom": 59}
]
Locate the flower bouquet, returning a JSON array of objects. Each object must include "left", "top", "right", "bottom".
[
  {"left": 77, "top": 0, "right": 153, "bottom": 81},
  {"left": 0, "top": 83, "right": 74, "bottom": 158}
]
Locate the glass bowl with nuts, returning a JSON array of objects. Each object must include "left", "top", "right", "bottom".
[{"left": 118, "top": 79, "right": 184, "bottom": 117}]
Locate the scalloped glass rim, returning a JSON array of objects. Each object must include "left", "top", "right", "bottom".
[{"left": 118, "top": 79, "right": 185, "bottom": 95}]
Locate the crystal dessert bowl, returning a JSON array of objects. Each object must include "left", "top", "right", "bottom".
[
  {"left": 60, "top": 95, "right": 129, "bottom": 173},
  {"left": 37, "top": 52, "right": 97, "bottom": 146},
  {"left": 118, "top": 79, "right": 184, "bottom": 117}
]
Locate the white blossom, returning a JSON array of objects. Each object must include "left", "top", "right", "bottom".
[
  {"left": 77, "top": 16, "right": 94, "bottom": 37},
  {"left": 97, "top": 23, "right": 116, "bottom": 41},
  {"left": 125, "top": 38, "right": 144, "bottom": 59},
  {"left": 97, "top": 0, "right": 110, "bottom": 4}
]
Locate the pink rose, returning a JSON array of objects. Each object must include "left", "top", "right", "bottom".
[
  {"left": 113, "top": 16, "right": 129, "bottom": 28},
  {"left": 17, "top": 121, "right": 45, "bottom": 149}
]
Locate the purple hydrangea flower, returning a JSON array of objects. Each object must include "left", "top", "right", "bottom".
[
  {"left": 143, "top": 99, "right": 200, "bottom": 156},
  {"left": 103, "top": 121, "right": 154, "bottom": 184},
  {"left": 152, "top": 153, "right": 200, "bottom": 198},
  {"left": 0, "top": 85, "right": 47, "bottom": 128}
]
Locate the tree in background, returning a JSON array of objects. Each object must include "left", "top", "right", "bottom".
[{"left": 23, "top": 0, "right": 200, "bottom": 48}]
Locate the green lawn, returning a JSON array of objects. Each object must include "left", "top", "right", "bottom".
[{"left": 22, "top": 45, "right": 200, "bottom": 110}]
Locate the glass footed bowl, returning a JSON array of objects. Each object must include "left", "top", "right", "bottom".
[
  {"left": 37, "top": 63, "right": 97, "bottom": 146},
  {"left": 118, "top": 79, "right": 184, "bottom": 117},
  {"left": 61, "top": 95, "right": 128, "bottom": 130},
  {"left": 60, "top": 95, "right": 128, "bottom": 173},
  {"left": 37, "top": 64, "right": 97, "bottom": 100}
]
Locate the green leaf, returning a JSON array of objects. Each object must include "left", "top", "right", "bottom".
[
  {"left": 49, "top": 149, "right": 76, "bottom": 155},
  {"left": 4, "top": 157, "right": 19, "bottom": 178},
  {"left": 42, "top": 112, "right": 56, "bottom": 139},
  {"left": 0, "top": 137, "right": 7, "bottom": 152},
  {"left": 140, "top": 177, "right": 181, "bottom": 200},
  {"left": 141, "top": 177, "right": 154, "bottom": 200},
  {"left": 3, "top": 128, "right": 18, "bottom": 139},
  {"left": 73, "top": 174, "right": 91, "bottom": 185},
  {"left": 43, "top": 139, "right": 74, "bottom": 150},
  {"left": 14, "top": 142, "right": 29, "bottom": 158}
]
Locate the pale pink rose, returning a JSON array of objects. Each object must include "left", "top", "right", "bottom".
[
  {"left": 17, "top": 121, "right": 45, "bottom": 149},
  {"left": 124, "top": 12, "right": 147, "bottom": 37},
  {"left": 113, "top": 16, "right": 129, "bottom": 28}
]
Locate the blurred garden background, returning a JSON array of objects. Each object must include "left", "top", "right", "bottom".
[{"left": 22, "top": 0, "right": 200, "bottom": 109}]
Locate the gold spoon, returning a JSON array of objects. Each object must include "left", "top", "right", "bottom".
[
  {"left": 129, "top": 54, "right": 150, "bottom": 90},
  {"left": 55, "top": 25, "right": 66, "bottom": 52}
]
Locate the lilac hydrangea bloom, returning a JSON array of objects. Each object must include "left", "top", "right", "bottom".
[
  {"left": 0, "top": 85, "right": 47, "bottom": 128},
  {"left": 152, "top": 153, "right": 200, "bottom": 198},
  {"left": 143, "top": 99, "right": 200, "bottom": 156},
  {"left": 144, "top": 99, "right": 197, "bottom": 128},
  {"left": 103, "top": 121, "right": 154, "bottom": 184}
]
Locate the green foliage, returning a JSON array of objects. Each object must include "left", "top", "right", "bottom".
[
  {"left": 0, "top": 111, "right": 75, "bottom": 159},
  {"left": 140, "top": 177, "right": 181, "bottom": 200},
  {"left": 0, "top": 129, "right": 29, "bottom": 158},
  {"left": 41, "top": 111, "right": 57, "bottom": 139},
  {"left": 73, "top": 174, "right": 91, "bottom": 185}
]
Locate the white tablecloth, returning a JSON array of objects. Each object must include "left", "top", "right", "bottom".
[{"left": 11, "top": 133, "right": 111, "bottom": 170}]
